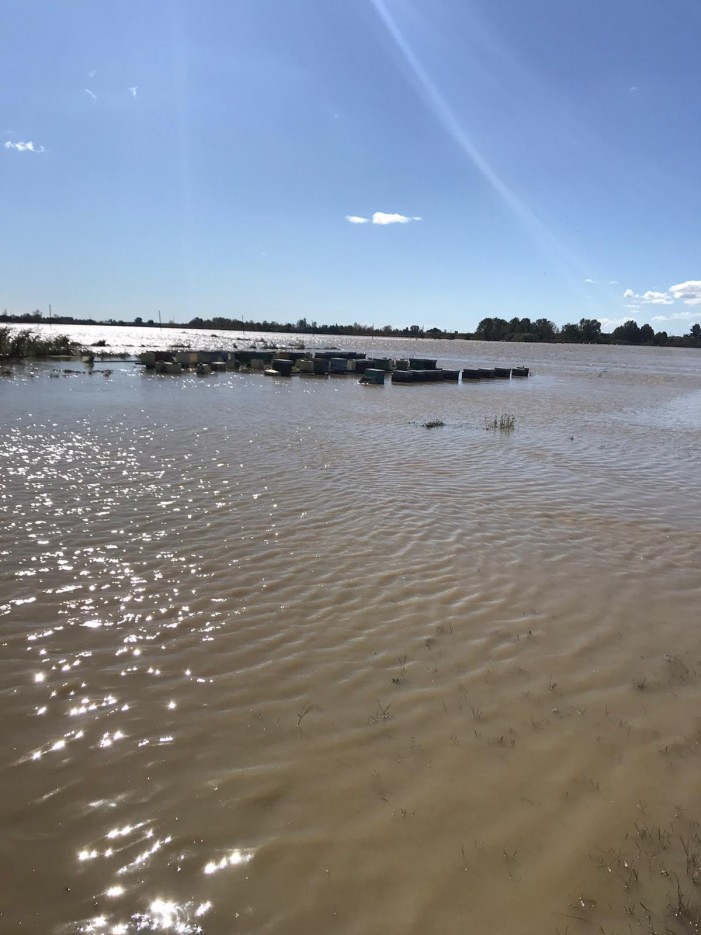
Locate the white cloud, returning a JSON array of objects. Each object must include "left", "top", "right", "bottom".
[
  {"left": 129, "top": 86, "right": 138, "bottom": 97},
  {"left": 629, "top": 86, "right": 639, "bottom": 93},
  {"left": 84, "top": 88, "right": 97, "bottom": 101},
  {"left": 600, "top": 317, "right": 634, "bottom": 333},
  {"left": 622, "top": 287, "right": 672, "bottom": 305},
  {"left": 346, "top": 211, "right": 421, "bottom": 225},
  {"left": 624, "top": 280, "right": 701, "bottom": 308},
  {"left": 88, "top": 69, "right": 97, "bottom": 78},
  {"left": 642, "top": 290, "right": 673, "bottom": 305},
  {"left": 4, "top": 140, "right": 44, "bottom": 153},
  {"left": 669, "top": 280, "right": 701, "bottom": 306},
  {"left": 651, "top": 311, "right": 699, "bottom": 322},
  {"left": 372, "top": 211, "right": 414, "bottom": 224},
  {"left": 584, "top": 277, "right": 594, "bottom": 283}
]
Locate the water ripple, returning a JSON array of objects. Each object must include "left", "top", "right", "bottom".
[{"left": 1, "top": 345, "right": 701, "bottom": 933}]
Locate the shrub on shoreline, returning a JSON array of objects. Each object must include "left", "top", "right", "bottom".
[{"left": 0, "top": 327, "right": 81, "bottom": 359}]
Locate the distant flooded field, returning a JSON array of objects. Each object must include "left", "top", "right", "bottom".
[{"left": 2, "top": 328, "right": 701, "bottom": 934}]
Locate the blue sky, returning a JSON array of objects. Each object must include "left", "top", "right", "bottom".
[{"left": 2, "top": 0, "right": 700, "bottom": 333}]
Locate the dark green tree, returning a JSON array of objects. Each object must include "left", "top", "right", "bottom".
[
  {"left": 475, "top": 317, "right": 508, "bottom": 341},
  {"left": 612, "top": 320, "right": 641, "bottom": 343},
  {"left": 579, "top": 318, "right": 602, "bottom": 342},
  {"left": 559, "top": 322, "right": 581, "bottom": 342},
  {"left": 533, "top": 318, "right": 557, "bottom": 341}
]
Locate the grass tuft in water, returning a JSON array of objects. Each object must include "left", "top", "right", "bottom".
[
  {"left": 296, "top": 701, "right": 320, "bottom": 727},
  {"left": 423, "top": 419, "right": 445, "bottom": 429},
  {"left": 485, "top": 413, "right": 516, "bottom": 432},
  {"left": 576, "top": 810, "right": 701, "bottom": 933},
  {"left": 669, "top": 880, "right": 701, "bottom": 934}
]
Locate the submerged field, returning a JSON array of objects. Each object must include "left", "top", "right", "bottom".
[{"left": 1, "top": 330, "right": 701, "bottom": 934}]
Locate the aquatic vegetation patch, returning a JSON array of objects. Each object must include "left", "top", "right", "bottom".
[
  {"left": 574, "top": 810, "right": 701, "bottom": 934},
  {"left": 0, "top": 326, "right": 82, "bottom": 359},
  {"left": 485, "top": 413, "right": 516, "bottom": 432}
]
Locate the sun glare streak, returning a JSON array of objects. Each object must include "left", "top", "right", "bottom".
[
  {"left": 370, "top": 0, "right": 521, "bottom": 207},
  {"left": 368, "top": 0, "right": 592, "bottom": 285},
  {"left": 203, "top": 848, "right": 254, "bottom": 874},
  {"left": 168, "top": 6, "right": 197, "bottom": 304}
]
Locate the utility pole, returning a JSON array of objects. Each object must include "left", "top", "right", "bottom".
[{"left": 158, "top": 310, "right": 162, "bottom": 330}]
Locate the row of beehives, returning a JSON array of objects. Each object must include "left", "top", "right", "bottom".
[{"left": 137, "top": 350, "right": 529, "bottom": 380}]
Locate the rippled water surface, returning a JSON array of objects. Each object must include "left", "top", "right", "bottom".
[{"left": 2, "top": 330, "right": 701, "bottom": 934}]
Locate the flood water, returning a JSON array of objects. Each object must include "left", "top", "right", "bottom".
[{"left": 2, "top": 327, "right": 701, "bottom": 934}]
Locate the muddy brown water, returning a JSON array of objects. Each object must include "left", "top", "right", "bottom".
[{"left": 1, "top": 330, "right": 701, "bottom": 934}]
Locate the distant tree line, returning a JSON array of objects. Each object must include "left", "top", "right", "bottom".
[
  {"left": 184, "top": 316, "right": 442, "bottom": 338},
  {"left": 0, "top": 311, "right": 438, "bottom": 339},
  {"left": 2, "top": 310, "right": 701, "bottom": 348},
  {"left": 473, "top": 316, "right": 701, "bottom": 348}
]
